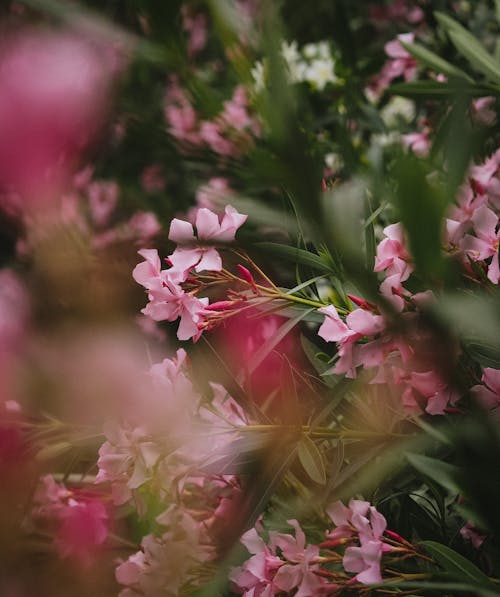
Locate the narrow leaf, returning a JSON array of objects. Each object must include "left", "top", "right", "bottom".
[
  {"left": 401, "top": 41, "right": 473, "bottom": 82},
  {"left": 406, "top": 453, "right": 462, "bottom": 494},
  {"left": 255, "top": 242, "right": 335, "bottom": 273},
  {"left": 435, "top": 11, "right": 500, "bottom": 84},
  {"left": 421, "top": 540, "right": 492, "bottom": 584},
  {"left": 298, "top": 435, "right": 326, "bottom": 485}
]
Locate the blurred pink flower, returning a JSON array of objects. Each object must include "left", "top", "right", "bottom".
[
  {"left": 0, "top": 29, "right": 116, "bottom": 206},
  {"left": 461, "top": 205, "right": 500, "bottom": 283}
]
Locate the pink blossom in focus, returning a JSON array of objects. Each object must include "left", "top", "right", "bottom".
[
  {"left": 229, "top": 527, "right": 283, "bottom": 596},
  {"left": 270, "top": 519, "right": 325, "bottom": 596},
  {"left": 168, "top": 205, "right": 247, "bottom": 277},
  {"left": 318, "top": 306, "right": 385, "bottom": 378},
  {"left": 326, "top": 500, "right": 391, "bottom": 585}
]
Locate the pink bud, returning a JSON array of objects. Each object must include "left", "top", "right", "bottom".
[
  {"left": 347, "top": 294, "right": 377, "bottom": 312},
  {"left": 206, "top": 300, "right": 238, "bottom": 312},
  {"left": 237, "top": 264, "right": 258, "bottom": 292}
]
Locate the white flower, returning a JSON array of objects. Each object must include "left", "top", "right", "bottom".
[
  {"left": 372, "top": 131, "right": 402, "bottom": 147},
  {"left": 380, "top": 97, "right": 416, "bottom": 128},
  {"left": 325, "top": 152, "right": 344, "bottom": 172},
  {"left": 317, "top": 41, "right": 331, "bottom": 60},
  {"left": 304, "top": 58, "right": 337, "bottom": 90},
  {"left": 281, "top": 40, "right": 301, "bottom": 65},
  {"left": 303, "top": 42, "right": 318, "bottom": 59}
]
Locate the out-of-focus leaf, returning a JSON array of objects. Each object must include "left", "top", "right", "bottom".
[
  {"left": 435, "top": 11, "right": 500, "bottom": 85},
  {"left": 298, "top": 435, "right": 326, "bottom": 485},
  {"left": 375, "top": 581, "right": 498, "bottom": 596},
  {"left": 255, "top": 242, "right": 335, "bottom": 274},
  {"left": 421, "top": 540, "right": 492, "bottom": 584},
  {"left": 389, "top": 81, "right": 497, "bottom": 98},
  {"left": 406, "top": 453, "right": 462, "bottom": 494},
  {"left": 35, "top": 442, "right": 72, "bottom": 461},
  {"left": 364, "top": 194, "right": 376, "bottom": 271},
  {"left": 391, "top": 155, "right": 448, "bottom": 280},
  {"left": 465, "top": 340, "right": 500, "bottom": 369},
  {"left": 401, "top": 41, "right": 473, "bottom": 82}
]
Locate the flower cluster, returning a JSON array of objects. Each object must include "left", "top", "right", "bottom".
[
  {"left": 133, "top": 205, "right": 247, "bottom": 340},
  {"left": 165, "top": 81, "right": 261, "bottom": 157},
  {"left": 252, "top": 40, "right": 338, "bottom": 92},
  {"left": 231, "top": 499, "right": 414, "bottom": 596}
]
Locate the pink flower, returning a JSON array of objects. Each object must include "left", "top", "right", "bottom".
[
  {"left": 144, "top": 279, "right": 209, "bottom": 341},
  {"left": 326, "top": 500, "right": 391, "bottom": 585},
  {"left": 471, "top": 367, "right": 500, "bottom": 411},
  {"left": 460, "top": 522, "right": 486, "bottom": 549},
  {"left": 403, "top": 370, "right": 458, "bottom": 415},
  {"left": 402, "top": 129, "right": 431, "bottom": 157},
  {"left": 469, "top": 148, "right": 500, "bottom": 202},
  {"left": 168, "top": 205, "right": 247, "bottom": 278},
  {"left": 461, "top": 205, "right": 500, "bottom": 283},
  {"left": 318, "top": 305, "right": 356, "bottom": 344},
  {"left": 374, "top": 223, "right": 412, "bottom": 279},
  {"left": 343, "top": 541, "right": 384, "bottom": 584},
  {"left": 367, "top": 33, "right": 417, "bottom": 98},
  {"left": 133, "top": 249, "right": 209, "bottom": 341},
  {"left": 195, "top": 177, "right": 231, "bottom": 211},
  {"left": 87, "top": 180, "right": 119, "bottom": 227},
  {"left": 471, "top": 97, "right": 496, "bottom": 127},
  {"left": 0, "top": 29, "right": 116, "bottom": 205},
  {"left": 230, "top": 528, "right": 283, "bottom": 596},
  {"left": 96, "top": 423, "right": 162, "bottom": 504},
  {"left": 181, "top": 6, "right": 208, "bottom": 57},
  {"left": 127, "top": 211, "right": 162, "bottom": 242},
  {"left": 318, "top": 306, "right": 384, "bottom": 378},
  {"left": 33, "top": 475, "right": 109, "bottom": 566},
  {"left": 132, "top": 249, "right": 164, "bottom": 291},
  {"left": 200, "top": 120, "right": 237, "bottom": 155},
  {"left": 270, "top": 520, "right": 324, "bottom": 597},
  {"left": 55, "top": 497, "right": 108, "bottom": 565},
  {"left": 116, "top": 506, "right": 210, "bottom": 596}
]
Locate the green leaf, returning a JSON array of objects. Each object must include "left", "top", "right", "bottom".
[
  {"left": 300, "top": 334, "right": 337, "bottom": 386},
  {"left": 435, "top": 11, "right": 500, "bottom": 85},
  {"left": 406, "top": 453, "right": 462, "bottom": 494},
  {"left": 465, "top": 339, "right": 500, "bottom": 369},
  {"left": 298, "top": 435, "right": 326, "bottom": 485},
  {"left": 389, "top": 81, "right": 496, "bottom": 98},
  {"left": 401, "top": 41, "right": 473, "bottom": 82},
  {"left": 374, "top": 580, "right": 498, "bottom": 596},
  {"left": 421, "top": 540, "right": 492, "bottom": 585},
  {"left": 255, "top": 242, "right": 335, "bottom": 274},
  {"left": 392, "top": 155, "right": 448, "bottom": 280}
]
